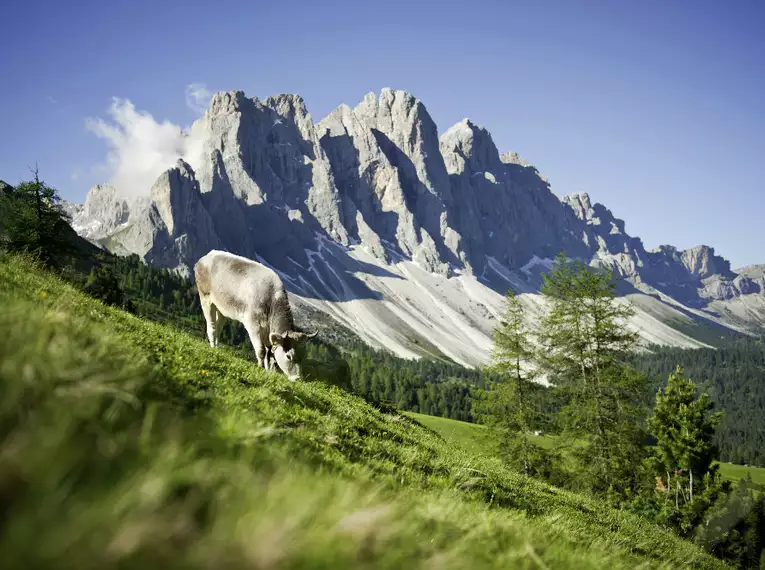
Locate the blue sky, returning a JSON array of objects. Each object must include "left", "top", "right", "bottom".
[{"left": 1, "top": 0, "right": 763, "bottom": 268}]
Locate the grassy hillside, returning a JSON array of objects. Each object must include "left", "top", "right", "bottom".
[
  {"left": 409, "top": 412, "right": 765, "bottom": 489},
  {"left": 0, "top": 253, "right": 729, "bottom": 569},
  {"left": 49, "top": 239, "right": 764, "bottom": 468},
  {"left": 405, "top": 412, "right": 491, "bottom": 451}
]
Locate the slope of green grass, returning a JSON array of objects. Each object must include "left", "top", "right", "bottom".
[
  {"left": 0, "top": 253, "right": 729, "bottom": 569},
  {"left": 410, "top": 411, "right": 765, "bottom": 488},
  {"left": 719, "top": 463, "right": 765, "bottom": 487},
  {"left": 406, "top": 412, "right": 491, "bottom": 451}
]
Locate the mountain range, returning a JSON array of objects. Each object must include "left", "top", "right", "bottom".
[{"left": 62, "top": 88, "right": 765, "bottom": 367}]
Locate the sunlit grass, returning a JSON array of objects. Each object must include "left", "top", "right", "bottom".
[{"left": 0, "top": 253, "right": 729, "bottom": 569}]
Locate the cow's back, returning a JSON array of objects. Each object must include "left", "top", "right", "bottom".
[{"left": 195, "top": 250, "right": 284, "bottom": 321}]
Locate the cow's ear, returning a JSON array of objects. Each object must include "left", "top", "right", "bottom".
[{"left": 269, "top": 332, "right": 285, "bottom": 346}]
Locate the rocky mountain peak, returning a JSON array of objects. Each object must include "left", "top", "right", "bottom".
[
  {"left": 265, "top": 93, "right": 314, "bottom": 142},
  {"left": 354, "top": 89, "right": 441, "bottom": 162},
  {"left": 84, "top": 182, "right": 120, "bottom": 206},
  {"left": 265, "top": 93, "right": 308, "bottom": 115},
  {"left": 150, "top": 159, "right": 198, "bottom": 236},
  {"left": 500, "top": 152, "right": 550, "bottom": 184},
  {"left": 439, "top": 119, "right": 501, "bottom": 176},
  {"left": 355, "top": 89, "right": 424, "bottom": 128},
  {"left": 562, "top": 192, "right": 594, "bottom": 221},
  {"left": 736, "top": 264, "right": 765, "bottom": 279},
  {"left": 733, "top": 264, "right": 765, "bottom": 296},
  {"left": 681, "top": 245, "right": 734, "bottom": 280},
  {"left": 110, "top": 159, "right": 222, "bottom": 276},
  {"left": 67, "top": 183, "right": 133, "bottom": 239},
  {"left": 562, "top": 193, "right": 627, "bottom": 237},
  {"left": 500, "top": 151, "right": 529, "bottom": 166},
  {"left": 65, "top": 87, "right": 765, "bottom": 351},
  {"left": 208, "top": 90, "right": 250, "bottom": 113}
]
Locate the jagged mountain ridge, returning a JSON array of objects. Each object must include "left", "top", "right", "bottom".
[{"left": 65, "top": 88, "right": 765, "bottom": 366}]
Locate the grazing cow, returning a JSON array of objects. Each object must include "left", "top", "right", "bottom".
[{"left": 193, "top": 250, "right": 316, "bottom": 380}]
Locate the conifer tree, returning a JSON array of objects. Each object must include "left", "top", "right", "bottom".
[
  {"left": 0, "top": 167, "right": 73, "bottom": 264},
  {"left": 647, "top": 365, "right": 727, "bottom": 534},
  {"left": 480, "top": 289, "right": 550, "bottom": 476},
  {"left": 537, "top": 252, "right": 649, "bottom": 497}
]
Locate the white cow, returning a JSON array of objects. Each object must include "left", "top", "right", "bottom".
[{"left": 193, "top": 250, "right": 316, "bottom": 380}]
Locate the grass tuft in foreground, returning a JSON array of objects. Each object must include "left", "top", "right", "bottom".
[{"left": 0, "top": 253, "right": 728, "bottom": 568}]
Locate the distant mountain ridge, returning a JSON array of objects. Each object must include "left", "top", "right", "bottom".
[{"left": 61, "top": 88, "right": 765, "bottom": 366}]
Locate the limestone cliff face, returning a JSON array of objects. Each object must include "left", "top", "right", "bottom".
[
  {"left": 317, "top": 89, "right": 463, "bottom": 275},
  {"left": 113, "top": 160, "right": 221, "bottom": 275},
  {"left": 438, "top": 120, "right": 590, "bottom": 273},
  {"left": 66, "top": 183, "right": 146, "bottom": 240},
  {"left": 67, "top": 87, "right": 764, "bottom": 341}
]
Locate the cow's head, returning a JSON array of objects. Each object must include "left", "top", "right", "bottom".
[{"left": 269, "top": 330, "right": 318, "bottom": 380}]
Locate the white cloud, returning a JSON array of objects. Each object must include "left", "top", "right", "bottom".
[
  {"left": 46, "top": 96, "right": 58, "bottom": 105},
  {"left": 85, "top": 97, "right": 207, "bottom": 198},
  {"left": 186, "top": 82, "right": 212, "bottom": 115}
]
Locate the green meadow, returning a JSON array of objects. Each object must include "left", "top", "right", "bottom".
[{"left": 0, "top": 253, "right": 729, "bottom": 569}]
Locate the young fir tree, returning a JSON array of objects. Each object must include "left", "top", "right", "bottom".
[
  {"left": 0, "top": 167, "right": 72, "bottom": 264},
  {"left": 647, "top": 366, "right": 728, "bottom": 535},
  {"left": 537, "top": 252, "right": 649, "bottom": 499},
  {"left": 480, "top": 289, "right": 549, "bottom": 476}
]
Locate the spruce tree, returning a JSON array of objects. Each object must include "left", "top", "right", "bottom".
[{"left": 647, "top": 365, "right": 727, "bottom": 534}]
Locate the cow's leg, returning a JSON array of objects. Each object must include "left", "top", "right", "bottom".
[
  {"left": 265, "top": 346, "right": 275, "bottom": 370},
  {"left": 210, "top": 304, "right": 223, "bottom": 348},
  {"left": 200, "top": 295, "right": 218, "bottom": 348},
  {"left": 257, "top": 344, "right": 268, "bottom": 369},
  {"left": 244, "top": 321, "right": 268, "bottom": 369}
]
